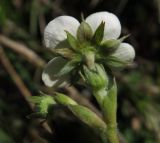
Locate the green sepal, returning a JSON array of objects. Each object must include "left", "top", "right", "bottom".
[
  {"left": 105, "top": 56, "right": 128, "bottom": 69},
  {"left": 77, "top": 21, "right": 93, "bottom": 43},
  {"left": 51, "top": 48, "right": 75, "bottom": 59},
  {"left": 83, "top": 50, "right": 95, "bottom": 69},
  {"left": 100, "top": 35, "right": 130, "bottom": 54},
  {"left": 92, "top": 21, "right": 105, "bottom": 45},
  {"left": 56, "top": 58, "right": 80, "bottom": 77},
  {"left": 68, "top": 105, "right": 106, "bottom": 131},
  {"left": 66, "top": 31, "right": 80, "bottom": 51},
  {"left": 119, "top": 34, "right": 130, "bottom": 42},
  {"left": 54, "top": 92, "right": 77, "bottom": 105},
  {"left": 101, "top": 39, "right": 121, "bottom": 49}
]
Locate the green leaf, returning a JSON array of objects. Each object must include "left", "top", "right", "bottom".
[
  {"left": 54, "top": 92, "right": 77, "bottom": 105},
  {"left": 66, "top": 31, "right": 79, "bottom": 51},
  {"left": 68, "top": 105, "right": 106, "bottom": 131},
  {"left": 92, "top": 21, "right": 105, "bottom": 45},
  {"left": 77, "top": 21, "right": 93, "bottom": 42}
]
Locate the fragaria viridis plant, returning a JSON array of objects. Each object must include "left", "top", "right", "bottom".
[{"left": 31, "top": 11, "right": 135, "bottom": 143}]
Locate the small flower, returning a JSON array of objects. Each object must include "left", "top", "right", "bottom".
[{"left": 42, "top": 11, "right": 135, "bottom": 88}]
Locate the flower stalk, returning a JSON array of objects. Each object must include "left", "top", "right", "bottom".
[{"left": 102, "top": 81, "right": 119, "bottom": 143}]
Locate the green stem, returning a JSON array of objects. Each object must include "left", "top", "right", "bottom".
[
  {"left": 93, "top": 88, "right": 107, "bottom": 106},
  {"left": 93, "top": 85, "right": 119, "bottom": 143},
  {"left": 106, "top": 124, "right": 119, "bottom": 143},
  {"left": 83, "top": 63, "right": 119, "bottom": 143}
]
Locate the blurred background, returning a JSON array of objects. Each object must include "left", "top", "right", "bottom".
[{"left": 0, "top": 0, "right": 160, "bottom": 143}]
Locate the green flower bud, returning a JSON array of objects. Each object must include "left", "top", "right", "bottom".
[
  {"left": 29, "top": 95, "right": 56, "bottom": 118},
  {"left": 54, "top": 92, "right": 77, "bottom": 105},
  {"left": 68, "top": 105, "right": 106, "bottom": 131},
  {"left": 83, "top": 64, "right": 108, "bottom": 90}
]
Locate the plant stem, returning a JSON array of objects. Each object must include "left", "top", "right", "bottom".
[
  {"left": 106, "top": 124, "right": 119, "bottom": 143},
  {"left": 93, "top": 84, "right": 119, "bottom": 143},
  {"left": 84, "top": 63, "right": 119, "bottom": 143}
]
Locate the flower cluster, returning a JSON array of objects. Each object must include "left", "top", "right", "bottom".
[{"left": 42, "top": 11, "right": 135, "bottom": 88}]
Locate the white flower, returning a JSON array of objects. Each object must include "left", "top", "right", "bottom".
[
  {"left": 42, "top": 11, "right": 135, "bottom": 87},
  {"left": 44, "top": 12, "right": 121, "bottom": 49}
]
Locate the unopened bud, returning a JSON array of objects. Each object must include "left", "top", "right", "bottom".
[
  {"left": 83, "top": 64, "right": 108, "bottom": 90},
  {"left": 29, "top": 95, "right": 56, "bottom": 118}
]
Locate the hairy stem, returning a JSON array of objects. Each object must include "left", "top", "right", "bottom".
[
  {"left": 106, "top": 124, "right": 119, "bottom": 143},
  {"left": 93, "top": 86, "right": 119, "bottom": 143}
]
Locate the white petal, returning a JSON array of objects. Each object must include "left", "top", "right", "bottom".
[
  {"left": 111, "top": 43, "right": 135, "bottom": 62},
  {"left": 42, "top": 57, "right": 69, "bottom": 88},
  {"left": 85, "top": 11, "right": 121, "bottom": 40},
  {"left": 44, "top": 16, "right": 80, "bottom": 48}
]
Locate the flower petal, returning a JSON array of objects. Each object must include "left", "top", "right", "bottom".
[
  {"left": 85, "top": 11, "right": 121, "bottom": 40},
  {"left": 111, "top": 43, "right": 135, "bottom": 63},
  {"left": 44, "top": 16, "right": 80, "bottom": 48},
  {"left": 42, "top": 57, "right": 69, "bottom": 88}
]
